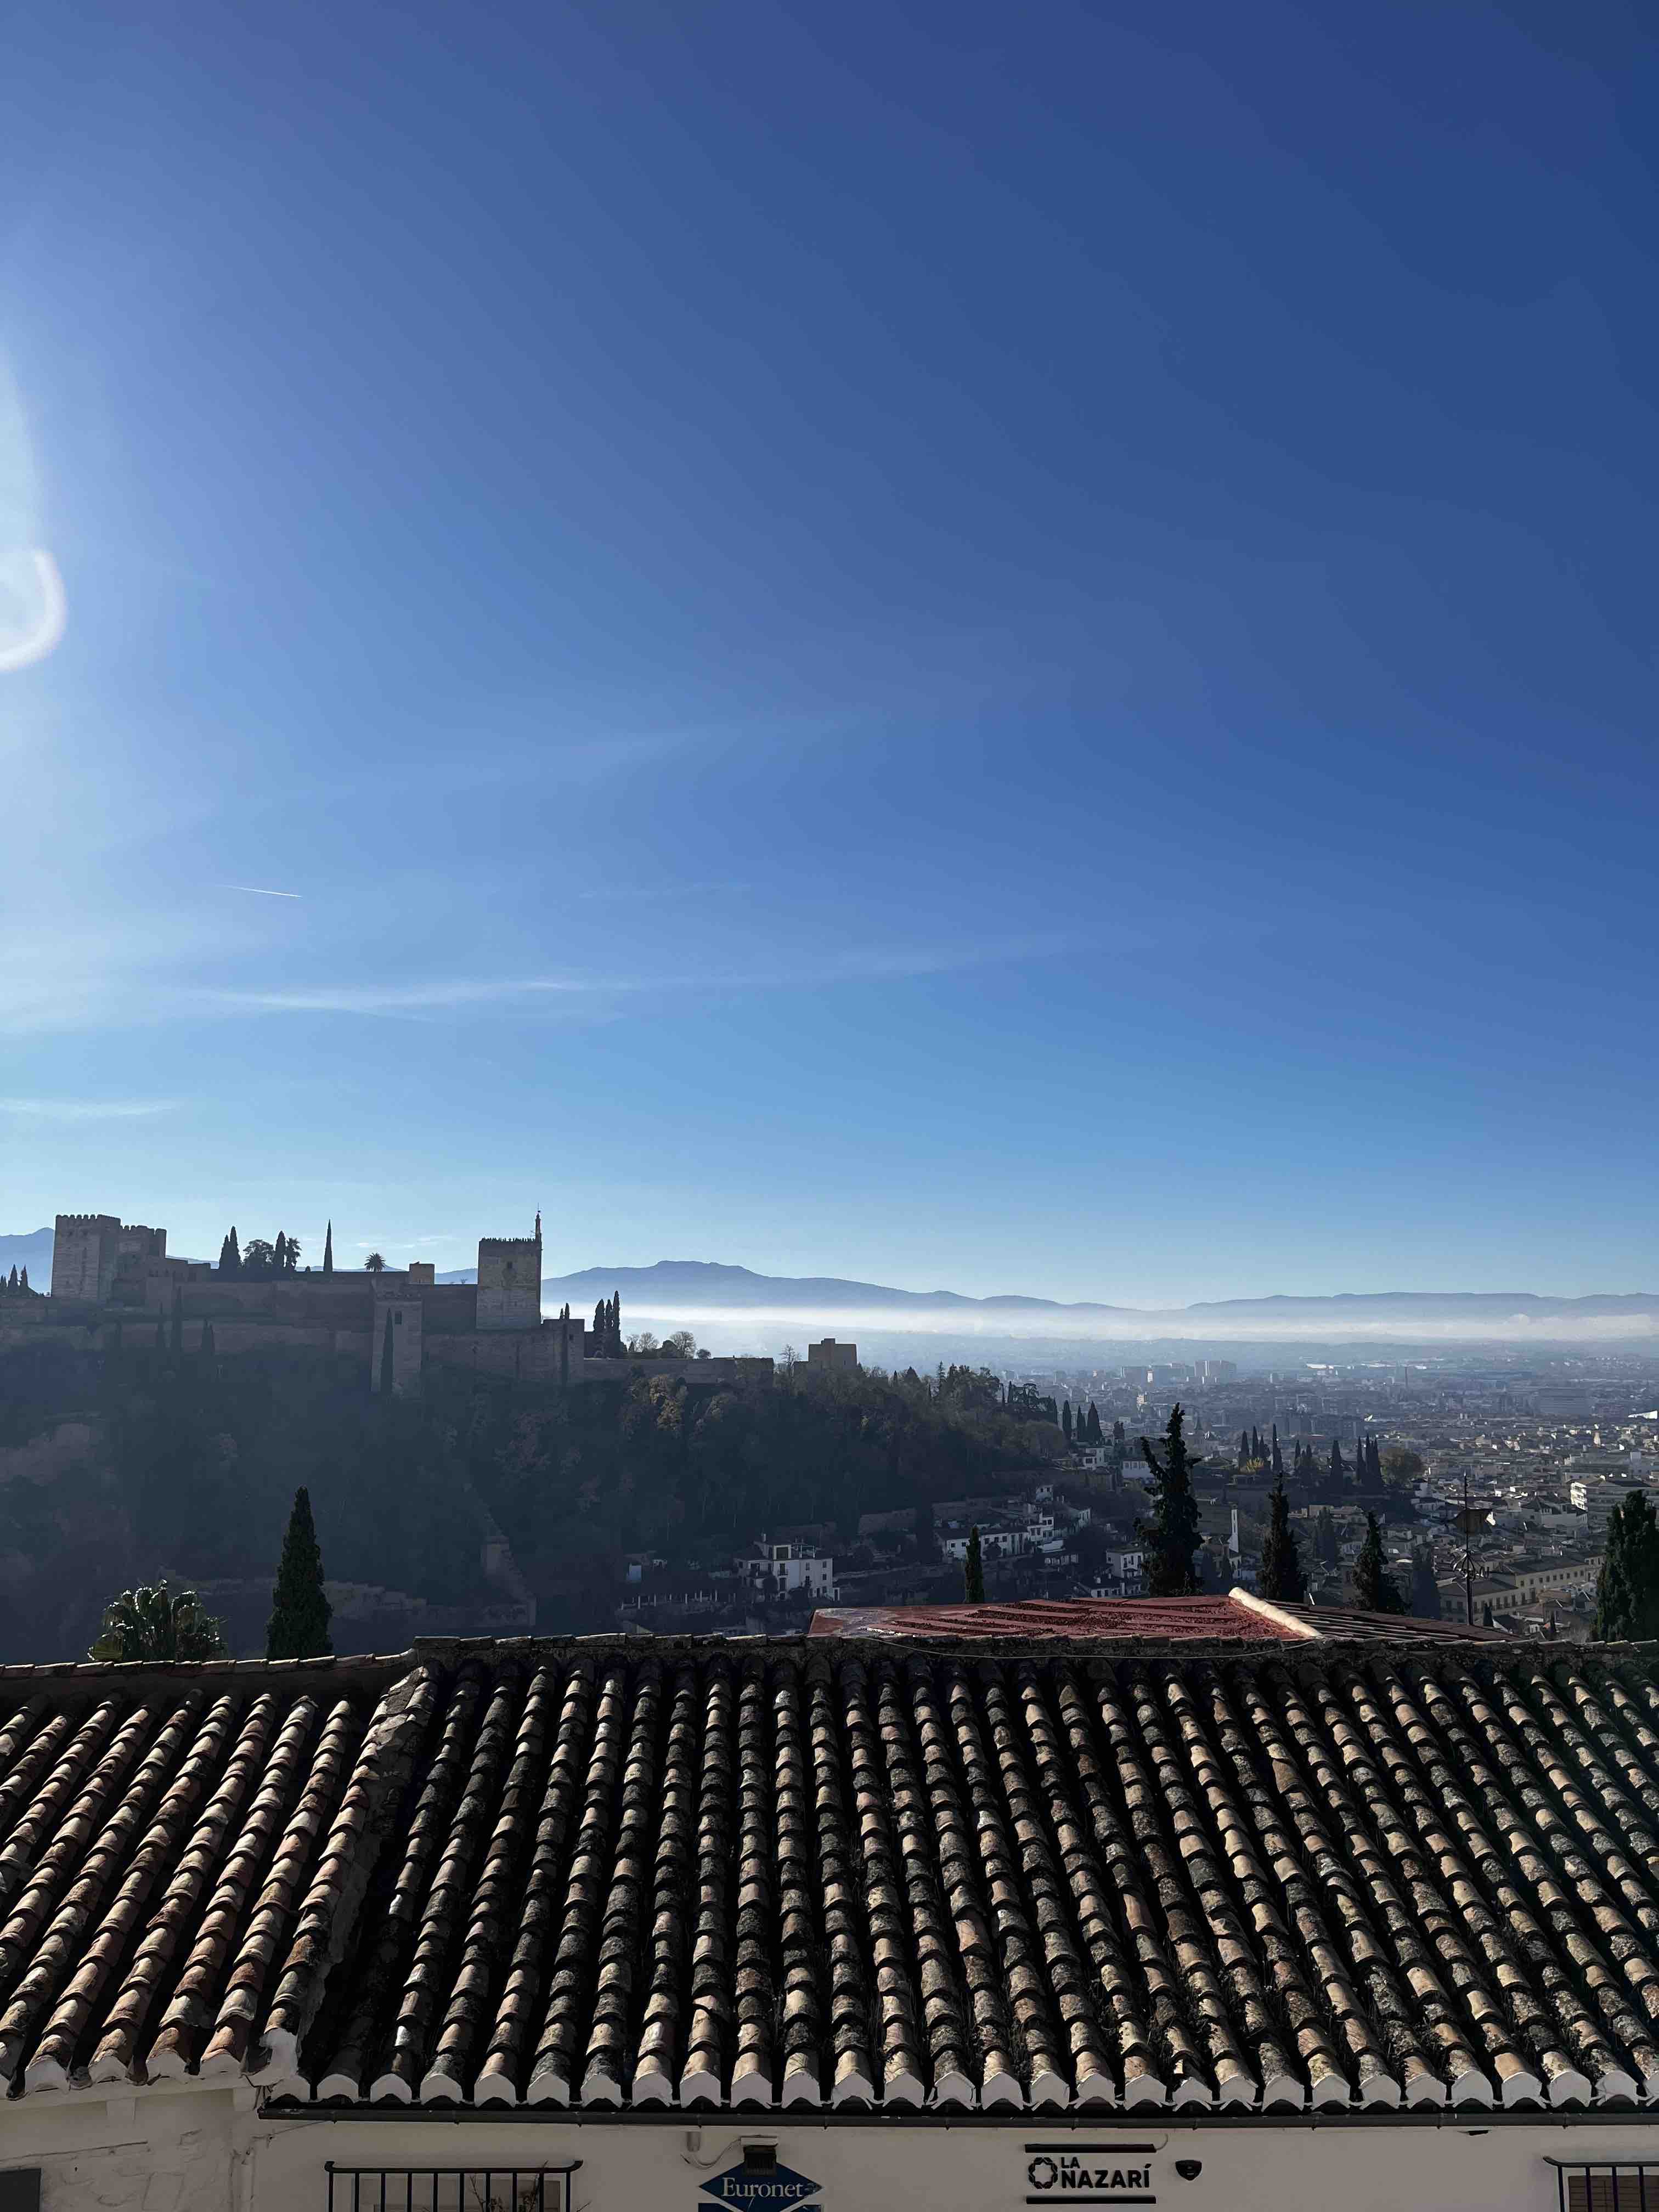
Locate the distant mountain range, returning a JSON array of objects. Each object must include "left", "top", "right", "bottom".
[
  {"left": 6, "top": 1232, "right": 1655, "bottom": 1339},
  {"left": 428, "top": 1257, "right": 1659, "bottom": 1333},
  {"left": 0, "top": 1229, "right": 53, "bottom": 1281}
]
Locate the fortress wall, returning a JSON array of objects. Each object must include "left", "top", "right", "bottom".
[
  {"left": 0, "top": 1315, "right": 374, "bottom": 1359},
  {"left": 426, "top": 1330, "right": 562, "bottom": 1383},
  {"left": 573, "top": 1355, "right": 775, "bottom": 1385},
  {"left": 2, "top": 1312, "right": 774, "bottom": 1390},
  {"left": 139, "top": 1277, "right": 479, "bottom": 1329},
  {"left": 410, "top": 1283, "right": 485, "bottom": 1332},
  {"left": 204, "top": 1321, "right": 372, "bottom": 1357},
  {"left": 0, "top": 1314, "right": 115, "bottom": 1353},
  {"left": 370, "top": 1291, "right": 424, "bottom": 1396},
  {"left": 162, "top": 1276, "right": 375, "bottom": 1321}
]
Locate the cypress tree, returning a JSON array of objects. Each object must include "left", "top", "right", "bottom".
[
  {"left": 1481, "top": 1601, "right": 1495, "bottom": 1629},
  {"left": 1352, "top": 1513, "right": 1406, "bottom": 1613},
  {"left": 15, "top": 1268, "right": 25, "bottom": 1293},
  {"left": 224, "top": 1227, "right": 240, "bottom": 1277},
  {"left": 1594, "top": 1489, "right": 1659, "bottom": 1640},
  {"left": 266, "top": 1486, "right": 333, "bottom": 1660},
  {"left": 1257, "top": 1471, "right": 1306, "bottom": 1603},
  {"left": 323, "top": 1220, "right": 334, "bottom": 1277},
  {"left": 963, "top": 1525, "right": 986, "bottom": 1603},
  {"left": 5, "top": 1265, "right": 15, "bottom": 1292},
  {"left": 1271, "top": 1425, "right": 1284, "bottom": 1479},
  {"left": 1328, "top": 1438, "right": 1346, "bottom": 1489},
  {"left": 273, "top": 1232, "right": 287, "bottom": 1272},
  {"left": 1239, "top": 1429, "right": 1250, "bottom": 1465},
  {"left": 1409, "top": 1542, "right": 1440, "bottom": 1620},
  {"left": 1086, "top": 1401, "right": 1103, "bottom": 1444},
  {"left": 1138, "top": 1404, "right": 1203, "bottom": 1598},
  {"left": 380, "top": 1310, "right": 394, "bottom": 1396},
  {"left": 1062, "top": 1401, "right": 1074, "bottom": 1442}
]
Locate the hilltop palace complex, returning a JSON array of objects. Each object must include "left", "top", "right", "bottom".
[{"left": 22, "top": 1210, "right": 770, "bottom": 1396}]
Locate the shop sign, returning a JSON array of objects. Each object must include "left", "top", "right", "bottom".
[
  {"left": 1024, "top": 2142, "right": 1159, "bottom": 2204},
  {"left": 700, "top": 2159, "right": 821, "bottom": 2208}
]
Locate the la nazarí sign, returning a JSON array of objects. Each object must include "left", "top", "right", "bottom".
[{"left": 700, "top": 2162, "right": 821, "bottom": 2208}]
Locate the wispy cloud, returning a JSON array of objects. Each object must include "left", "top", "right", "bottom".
[
  {"left": 205, "top": 978, "right": 613, "bottom": 1014},
  {"left": 199, "top": 936, "right": 1066, "bottom": 1019},
  {"left": 218, "top": 884, "right": 303, "bottom": 900},
  {"left": 0, "top": 1096, "right": 178, "bottom": 1120}
]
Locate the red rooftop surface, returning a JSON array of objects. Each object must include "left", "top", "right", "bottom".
[
  {"left": 808, "top": 1590, "right": 1513, "bottom": 1645},
  {"left": 809, "top": 1590, "right": 1313, "bottom": 1643}
]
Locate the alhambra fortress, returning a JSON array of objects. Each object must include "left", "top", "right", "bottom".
[{"left": 14, "top": 1210, "right": 771, "bottom": 1394}]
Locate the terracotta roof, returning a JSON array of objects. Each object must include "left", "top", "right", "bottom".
[
  {"left": 807, "top": 1594, "right": 1513, "bottom": 1647},
  {"left": 1, "top": 1629, "right": 1658, "bottom": 2114},
  {"left": 808, "top": 1594, "right": 1313, "bottom": 1644}
]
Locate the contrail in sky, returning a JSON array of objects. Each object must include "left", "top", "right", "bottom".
[{"left": 220, "top": 884, "right": 303, "bottom": 899}]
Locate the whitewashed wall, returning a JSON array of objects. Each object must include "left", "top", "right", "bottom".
[{"left": 4, "top": 2094, "right": 1649, "bottom": 2212}]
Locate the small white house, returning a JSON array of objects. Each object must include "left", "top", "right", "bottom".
[
  {"left": 941, "top": 1526, "right": 1020, "bottom": 1562},
  {"left": 742, "top": 1539, "right": 836, "bottom": 1598}
]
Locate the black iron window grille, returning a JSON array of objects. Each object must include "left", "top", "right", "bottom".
[
  {"left": 324, "top": 2166, "right": 578, "bottom": 2212},
  {"left": 1548, "top": 2162, "right": 1659, "bottom": 2212}
]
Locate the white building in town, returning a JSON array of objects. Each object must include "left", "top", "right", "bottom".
[{"left": 742, "top": 1539, "right": 836, "bottom": 1598}]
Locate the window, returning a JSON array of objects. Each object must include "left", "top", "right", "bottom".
[
  {"left": 1550, "top": 2163, "right": 1659, "bottom": 2211},
  {"left": 325, "top": 2168, "right": 577, "bottom": 2212}
]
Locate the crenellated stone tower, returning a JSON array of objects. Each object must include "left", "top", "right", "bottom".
[
  {"left": 475, "top": 1212, "right": 543, "bottom": 1332},
  {"left": 50, "top": 1215, "right": 167, "bottom": 1304}
]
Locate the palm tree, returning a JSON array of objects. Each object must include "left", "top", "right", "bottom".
[
  {"left": 364, "top": 1251, "right": 386, "bottom": 1273},
  {"left": 88, "top": 1581, "right": 228, "bottom": 1662}
]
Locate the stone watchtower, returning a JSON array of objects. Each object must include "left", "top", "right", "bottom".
[
  {"left": 476, "top": 1214, "right": 543, "bottom": 1332},
  {"left": 50, "top": 1215, "right": 167, "bottom": 1304}
]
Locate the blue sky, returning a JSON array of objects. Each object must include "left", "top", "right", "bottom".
[{"left": 2, "top": 0, "right": 1654, "bottom": 1305}]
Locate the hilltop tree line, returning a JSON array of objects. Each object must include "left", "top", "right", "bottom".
[
  {"left": 470, "top": 1356, "right": 1053, "bottom": 1573},
  {"left": 217, "top": 1226, "right": 304, "bottom": 1276},
  {"left": 1, "top": 1265, "right": 39, "bottom": 1297}
]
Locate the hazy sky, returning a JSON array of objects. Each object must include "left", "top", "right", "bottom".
[{"left": 2, "top": 2, "right": 1655, "bottom": 1305}]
